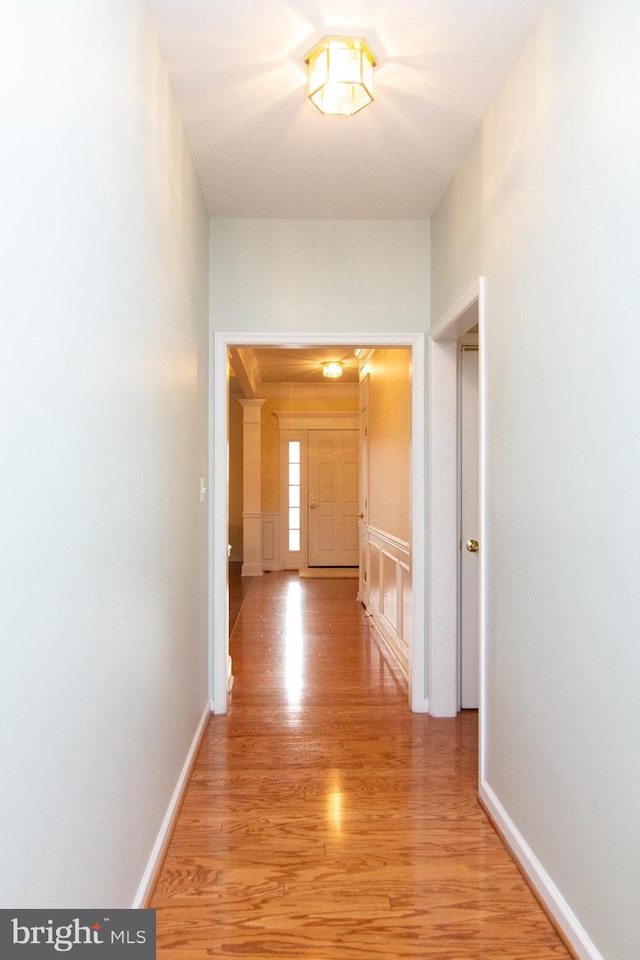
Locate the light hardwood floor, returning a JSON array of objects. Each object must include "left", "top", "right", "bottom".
[{"left": 151, "top": 572, "right": 572, "bottom": 959}]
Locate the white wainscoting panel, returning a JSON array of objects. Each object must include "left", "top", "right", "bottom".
[
  {"left": 262, "top": 512, "right": 281, "bottom": 571},
  {"left": 365, "top": 525, "right": 411, "bottom": 678}
]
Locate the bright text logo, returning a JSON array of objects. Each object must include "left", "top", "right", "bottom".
[{"left": 1, "top": 910, "right": 155, "bottom": 958}]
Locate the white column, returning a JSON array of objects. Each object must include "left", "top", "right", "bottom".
[{"left": 238, "top": 399, "right": 266, "bottom": 577}]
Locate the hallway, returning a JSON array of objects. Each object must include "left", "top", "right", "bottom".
[{"left": 151, "top": 573, "right": 570, "bottom": 958}]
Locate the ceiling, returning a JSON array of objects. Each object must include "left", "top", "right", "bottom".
[
  {"left": 148, "top": 1, "right": 545, "bottom": 388},
  {"left": 147, "top": 0, "right": 547, "bottom": 220},
  {"left": 228, "top": 345, "right": 369, "bottom": 394},
  {"left": 247, "top": 347, "right": 360, "bottom": 383}
]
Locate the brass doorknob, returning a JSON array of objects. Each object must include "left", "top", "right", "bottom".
[{"left": 465, "top": 539, "right": 479, "bottom": 553}]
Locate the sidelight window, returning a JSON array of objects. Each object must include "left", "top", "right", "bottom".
[{"left": 288, "top": 441, "right": 301, "bottom": 552}]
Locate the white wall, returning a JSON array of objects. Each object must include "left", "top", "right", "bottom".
[
  {"left": 431, "top": 2, "right": 640, "bottom": 957},
  {"left": 366, "top": 349, "right": 412, "bottom": 543},
  {"left": 0, "top": 1, "right": 209, "bottom": 907},
  {"left": 210, "top": 219, "right": 430, "bottom": 333}
]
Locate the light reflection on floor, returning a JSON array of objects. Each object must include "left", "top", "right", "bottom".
[
  {"left": 325, "top": 772, "right": 343, "bottom": 833},
  {"left": 284, "top": 579, "right": 304, "bottom": 710}
]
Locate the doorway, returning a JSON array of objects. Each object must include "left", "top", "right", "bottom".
[
  {"left": 428, "top": 279, "right": 485, "bottom": 734},
  {"left": 209, "top": 332, "right": 427, "bottom": 715},
  {"left": 276, "top": 416, "right": 360, "bottom": 574}
]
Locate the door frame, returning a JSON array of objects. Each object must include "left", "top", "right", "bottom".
[
  {"left": 427, "top": 279, "right": 486, "bottom": 751},
  {"left": 209, "top": 331, "right": 427, "bottom": 714},
  {"left": 458, "top": 341, "right": 480, "bottom": 709},
  {"left": 358, "top": 373, "right": 370, "bottom": 607}
]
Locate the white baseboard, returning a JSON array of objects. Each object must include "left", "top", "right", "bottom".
[
  {"left": 479, "top": 779, "right": 604, "bottom": 960},
  {"left": 132, "top": 701, "right": 211, "bottom": 908}
]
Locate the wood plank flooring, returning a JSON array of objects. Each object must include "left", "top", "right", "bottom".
[{"left": 152, "top": 572, "right": 571, "bottom": 959}]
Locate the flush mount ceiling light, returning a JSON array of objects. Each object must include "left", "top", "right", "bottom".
[
  {"left": 304, "top": 36, "right": 376, "bottom": 116},
  {"left": 322, "top": 361, "right": 343, "bottom": 379}
]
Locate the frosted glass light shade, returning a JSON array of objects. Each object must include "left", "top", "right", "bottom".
[
  {"left": 322, "top": 362, "right": 343, "bottom": 379},
  {"left": 305, "top": 36, "right": 376, "bottom": 116}
]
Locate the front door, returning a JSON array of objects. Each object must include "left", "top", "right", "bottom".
[{"left": 308, "top": 430, "right": 359, "bottom": 567}]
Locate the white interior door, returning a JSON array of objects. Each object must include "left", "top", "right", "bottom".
[
  {"left": 308, "top": 430, "right": 359, "bottom": 567},
  {"left": 460, "top": 345, "right": 480, "bottom": 709}
]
